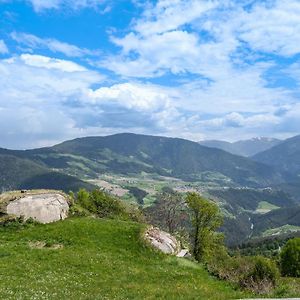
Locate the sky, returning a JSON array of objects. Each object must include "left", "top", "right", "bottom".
[{"left": 1, "top": 0, "right": 300, "bottom": 149}]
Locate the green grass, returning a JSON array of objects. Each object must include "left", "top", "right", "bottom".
[
  {"left": 256, "top": 201, "right": 280, "bottom": 214},
  {"left": 0, "top": 217, "right": 248, "bottom": 300},
  {"left": 262, "top": 224, "right": 300, "bottom": 237}
]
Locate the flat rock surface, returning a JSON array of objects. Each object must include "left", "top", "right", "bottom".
[{"left": 6, "top": 193, "right": 69, "bottom": 224}]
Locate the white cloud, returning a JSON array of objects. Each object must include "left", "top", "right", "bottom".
[
  {"left": 93, "top": 0, "right": 300, "bottom": 142},
  {"left": 86, "top": 83, "right": 172, "bottom": 112},
  {"left": 134, "top": 0, "right": 219, "bottom": 36},
  {"left": 11, "top": 32, "right": 98, "bottom": 57},
  {"left": 0, "top": 54, "right": 182, "bottom": 148},
  {"left": 105, "top": 0, "right": 300, "bottom": 79},
  {"left": 19, "top": 54, "right": 88, "bottom": 72},
  {"left": 2, "top": 0, "right": 300, "bottom": 147},
  {"left": 106, "top": 30, "right": 207, "bottom": 77},
  {"left": 0, "top": 54, "right": 104, "bottom": 148},
  {"left": 238, "top": 0, "right": 300, "bottom": 56},
  {"left": 200, "top": 112, "right": 280, "bottom": 129},
  {"left": 0, "top": 40, "right": 9, "bottom": 54},
  {"left": 27, "top": 0, "right": 105, "bottom": 12}
]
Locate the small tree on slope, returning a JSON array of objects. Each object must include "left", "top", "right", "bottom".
[{"left": 186, "top": 192, "right": 223, "bottom": 262}]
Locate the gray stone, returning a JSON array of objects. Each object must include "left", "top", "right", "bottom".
[
  {"left": 6, "top": 193, "right": 69, "bottom": 224},
  {"left": 145, "top": 227, "right": 181, "bottom": 255},
  {"left": 176, "top": 249, "right": 190, "bottom": 257}
]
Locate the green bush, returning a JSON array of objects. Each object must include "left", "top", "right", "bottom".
[
  {"left": 0, "top": 215, "right": 39, "bottom": 228},
  {"left": 251, "top": 256, "right": 279, "bottom": 284},
  {"left": 206, "top": 252, "right": 279, "bottom": 294},
  {"left": 72, "top": 189, "right": 144, "bottom": 222},
  {"left": 241, "top": 256, "right": 280, "bottom": 294},
  {"left": 280, "top": 238, "right": 300, "bottom": 277},
  {"left": 206, "top": 250, "right": 255, "bottom": 284}
]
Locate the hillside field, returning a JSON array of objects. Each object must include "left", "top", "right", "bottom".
[{"left": 0, "top": 217, "right": 250, "bottom": 300}]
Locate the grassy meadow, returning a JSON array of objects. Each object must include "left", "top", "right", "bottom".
[{"left": 0, "top": 217, "right": 249, "bottom": 300}]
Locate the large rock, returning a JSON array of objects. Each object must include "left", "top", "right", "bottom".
[
  {"left": 6, "top": 193, "right": 69, "bottom": 224},
  {"left": 145, "top": 227, "right": 181, "bottom": 255}
]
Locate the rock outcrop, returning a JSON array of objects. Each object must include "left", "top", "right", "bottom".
[
  {"left": 6, "top": 193, "right": 69, "bottom": 224},
  {"left": 145, "top": 227, "right": 181, "bottom": 255}
]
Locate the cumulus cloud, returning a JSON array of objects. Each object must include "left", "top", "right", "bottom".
[
  {"left": 86, "top": 83, "right": 172, "bottom": 112},
  {"left": 2, "top": 0, "right": 300, "bottom": 147},
  {"left": 19, "top": 54, "right": 87, "bottom": 72},
  {"left": 11, "top": 32, "right": 99, "bottom": 57},
  {"left": 0, "top": 54, "right": 102, "bottom": 148},
  {"left": 238, "top": 0, "right": 300, "bottom": 56},
  {"left": 105, "top": 0, "right": 300, "bottom": 78},
  {"left": 94, "top": 0, "right": 300, "bottom": 141},
  {"left": 0, "top": 54, "right": 182, "bottom": 148}
]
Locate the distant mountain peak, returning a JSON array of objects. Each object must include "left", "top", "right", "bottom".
[{"left": 199, "top": 137, "right": 282, "bottom": 157}]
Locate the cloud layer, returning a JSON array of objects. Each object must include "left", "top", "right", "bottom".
[{"left": 1, "top": 0, "right": 300, "bottom": 148}]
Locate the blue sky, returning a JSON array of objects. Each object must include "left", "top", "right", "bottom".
[{"left": 1, "top": 0, "right": 300, "bottom": 149}]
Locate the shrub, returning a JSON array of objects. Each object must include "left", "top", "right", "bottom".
[
  {"left": 241, "top": 256, "right": 280, "bottom": 294},
  {"left": 206, "top": 251, "right": 254, "bottom": 284},
  {"left": 280, "top": 237, "right": 300, "bottom": 277},
  {"left": 0, "top": 215, "right": 39, "bottom": 228},
  {"left": 206, "top": 252, "right": 279, "bottom": 294},
  {"left": 73, "top": 189, "right": 144, "bottom": 222}
]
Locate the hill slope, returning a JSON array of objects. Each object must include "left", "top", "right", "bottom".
[
  {"left": 0, "top": 217, "right": 246, "bottom": 300},
  {"left": 252, "top": 206, "right": 300, "bottom": 236},
  {"left": 208, "top": 187, "right": 296, "bottom": 213},
  {"left": 200, "top": 137, "right": 281, "bottom": 157},
  {"left": 252, "top": 135, "right": 300, "bottom": 176},
  {"left": 0, "top": 154, "right": 94, "bottom": 192},
  {"left": 7, "top": 133, "right": 287, "bottom": 188}
]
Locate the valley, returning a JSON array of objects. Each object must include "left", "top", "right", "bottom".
[{"left": 1, "top": 133, "right": 300, "bottom": 247}]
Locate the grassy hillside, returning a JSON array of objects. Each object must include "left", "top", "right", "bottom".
[
  {"left": 253, "top": 134, "right": 300, "bottom": 176},
  {"left": 0, "top": 154, "right": 95, "bottom": 193},
  {"left": 5, "top": 133, "right": 286, "bottom": 188},
  {"left": 208, "top": 188, "right": 296, "bottom": 213},
  {"left": 252, "top": 206, "right": 300, "bottom": 236},
  {"left": 0, "top": 217, "right": 247, "bottom": 300},
  {"left": 206, "top": 188, "right": 299, "bottom": 245}
]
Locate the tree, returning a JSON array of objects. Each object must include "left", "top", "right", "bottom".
[
  {"left": 186, "top": 192, "right": 223, "bottom": 262},
  {"left": 145, "top": 189, "right": 187, "bottom": 234},
  {"left": 280, "top": 237, "right": 300, "bottom": 277}
]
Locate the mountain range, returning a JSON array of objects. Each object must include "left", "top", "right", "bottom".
[
  {"left": 199, "top": 137, "right": 281, "bottom": 157},
  {"left": 1, "top": 132, "right": 300, "bottom": 245},
  {"left": 0, "top": 133, "right": 288, "bottom": 189},
  {"left": 252, "top": 135, "right": 300, "bottom": 176}
]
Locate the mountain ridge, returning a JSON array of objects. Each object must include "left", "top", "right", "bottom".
[
  {"left": 1, "top": 133, "right": 287, "bottom": 188},
  {"left": 199, "top": 137, "right": 282, "bottom": 157},
  {"left": 252, "top": 134, "right": 300, "bottom": 176}
]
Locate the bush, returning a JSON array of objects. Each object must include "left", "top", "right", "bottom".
[
  {"left": 0, "top": 215, "right": 39, "bottom": 228},
  {"left": 206, "top": 252, "right": 279, "bottom": 294},
  {"left": 72, "top": 189, "right": 144, "bottom": 222},
  {"left": 241, "top": 256, "right": 280, "bottom": 294},
  {"left": 206, "top": 250, "right": 255, "bottom": 284},
  {"left": 280, "top": 238, "right": 300, "bottom": 277}
]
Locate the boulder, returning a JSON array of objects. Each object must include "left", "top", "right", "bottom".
[
  {"left": 6, "top": 193, "right": 69, "bottom": 224},
  {"left": 145, "top": 227, "right": 181, "bottom": 255}
]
